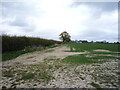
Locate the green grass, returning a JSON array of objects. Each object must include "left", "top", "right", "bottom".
[
  {"left": 91, "top": 51, "right": 120, "bottom": 55},
  {"left": 66, "top": 43, "right": 119, "bottom": 52},
  {"left": 38, "top": 71, "right": 53, "bottom": 81},
  {"left": 2, "top": 50, "right": 33, "bottom": 61},
  {"left": 88, "top": 56, "right": 120, "bottom": 59},
  {"left": 22, "top": 73, "right": 35, "bottom": 80},
  {"left": 63, "top": 43, "right": 119, "bottom": 65},
  {"left": 63, "top": 54, "right": 105, "bottom": 65},
  {"left": 2, "top": 46, "right": 56, "bottom": 61},
  {"left": 3, "top": 70, "right": 14, "bottom": 77},
  {"left": 63, "top": 54, "right": 119, "bottom": 65},
  {"left": 15, "top": 62, "right": 21, "bottom": 64},
  {"left": 2, "top": 52, "right": 21, "bottom": 61},
  {"left": 2, "top": 47, "right": 43, "bottom": 61},
  {"left": 90, "top": 82, "right": 101, "bottom": 89}
]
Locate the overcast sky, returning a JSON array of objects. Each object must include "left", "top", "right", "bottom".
[{"left": 0, "top": 0, "right": 118, "bottom": 42}]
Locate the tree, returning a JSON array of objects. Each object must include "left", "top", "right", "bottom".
[{"left": 59, "top": 31, "right": 71, "bottom": 42}]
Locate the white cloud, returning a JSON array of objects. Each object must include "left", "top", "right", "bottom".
[{"left": 0, "top": 1, "right": 118, "bottom": 42}]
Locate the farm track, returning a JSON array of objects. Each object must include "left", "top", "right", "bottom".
[
  {"left": 1, "top": 46, "right": 119, "bottom": 88},
  {"left": 2, "top": 46, "right": 88, "bottom": 66}
]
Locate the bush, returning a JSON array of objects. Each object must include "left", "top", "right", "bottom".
[{"left": 2, "top": 34, "right": 62, "bottom": 53}]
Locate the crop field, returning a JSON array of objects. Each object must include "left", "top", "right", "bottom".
[
  {"left": 1, "top": 43, "right": 120, "bottom": 89},
  {"left": 64, "top": 43, "right": 120, "bottom": 64},
  {"left": 66, "top": 43, "right": 119, "bottom": 52}
]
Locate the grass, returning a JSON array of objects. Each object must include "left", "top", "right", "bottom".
[
  {"left": 19, "top": 65, "right": 54, "bottom": 81},
  {"left": 38, "top": 71, "right": 53, "bottom": 81},
  {"left": 3, "top": 43, "right": 119, "bottom": 61},
  {"left": 63, "top": 54, "right": 119, "bottom": 65},
  {"left": 91, "top": 52, "right": 120, "bottom": 55},
  {"left": 15, "top": 62, "right": 21, "bottom": 64},
  {"left": 44, "top": 56, "right": 56, "bottom": 61},
  {"left": 27, "top": 56, "right": 36, "bottom": 59},
  {"left": 66, "top": 43, "right": 119, "bottom": 52},
  {"left": 44, "top": 57, "right": 61, "bottom": 62},
  {"left": 88, "top": 56, "right": 120, "bottom": 59},
  {"left": 2, "top": 51, "right": 24, "bottom": 61},
  {"left": 3, "top": 63, "right": 54, "bottom": 83},
  {"left": 2, "top": 47, "right": 42, "bottom": 61},
  {"left": 62, "top": 43, "right": 119, "bottom": 65},
  {"left": 90, "top": 82, "right": 101, "bottom": 89},
  {"left": 63, "top": 54, "right": 106, "bottom": 65},
  {"left": 3, "top": 70, "right": 14, "bottom": 77},
  {"left": 2, "top": 45, "right": 56, "bottom": 61},
  {"left": 21, "top": 73, "right": 35, "bottom": 80},
  {"left": 79, "top": 75, "right": 85, "bottom": 80},
  {"left": 45, "top": 49, "right": 54, "bottom": 53},
  {"left": 47, "top": 65, "right": 62, "bottom": 70}
]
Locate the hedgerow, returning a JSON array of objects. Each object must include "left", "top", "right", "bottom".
[{"left": 2, "top": 34, "right": 62, "bottom": 53}]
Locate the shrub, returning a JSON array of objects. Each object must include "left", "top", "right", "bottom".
[{"left": 2, "top": 34, "right": 62, "bottom": 53}]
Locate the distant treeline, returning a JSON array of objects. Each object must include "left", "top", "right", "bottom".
[{"left": 2, "top": 34, "right": 62, "bottom": 53}]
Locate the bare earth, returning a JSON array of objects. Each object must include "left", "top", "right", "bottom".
[
  {"left": 1, "top": 46, "right": 119, "bottom": 88},
  {"left": 93, "top": 49, "right": 111, "bottom": 52},
  {"left": 2, "top": 46, "right": 88, "bottom": 66}
]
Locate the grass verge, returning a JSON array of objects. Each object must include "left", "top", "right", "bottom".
[{"left": 2, "top": 45, "right": 57, "bottom": 61}]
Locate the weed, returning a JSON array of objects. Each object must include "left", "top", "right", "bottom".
[
  {"left": 10, "top": 83, "right": 17, "bottom": 88},
  {"left": 44, "top": 57, "right": 60, "bottom": 63},
  {"left": 48, "top": 65, "right": 54, "bottom": 69},
  {"left": 75, "top": 71, "right": 79, "bottom": 74},
  {"left": 15, "top": 62, "right": 21, "bottom": 64},
  {"left": 27, "top": 56, "right": 36, "bottom": 59},
  {"left": 3, "top": 70, "right": 13, "bottom": 77},
  {"left": 79, "top": 76, "right": 84, "bottom": 80},
  {"left": 39, "top": 71, "right": 53, "bottom": 81},
  {"left": 55, "top": 65, "right": 62, "bottom": 69},
  {"left": 90, "top": 82, "right": 101, "bottom": 88},
  {"left": 21, "top": 73, "right": 35, "bottom": 80}
]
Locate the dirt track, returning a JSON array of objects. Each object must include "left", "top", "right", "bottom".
[{"left": 2, "top": 46, "right": 88, "bottom": 66}]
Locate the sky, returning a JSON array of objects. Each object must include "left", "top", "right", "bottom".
[{"left": 0, "top": 0, "right": 118, "bottom": 42}]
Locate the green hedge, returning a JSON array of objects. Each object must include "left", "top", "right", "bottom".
[{"left": 2, "top": 35, "right": 62, "bottom": 53}]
